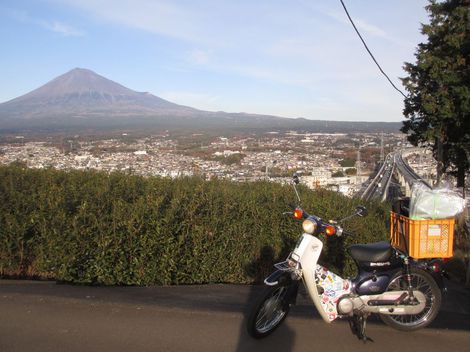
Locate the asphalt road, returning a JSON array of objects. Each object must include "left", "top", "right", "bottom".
[{"left": 1, "top": 280, "right": 470, "bottom": 352}]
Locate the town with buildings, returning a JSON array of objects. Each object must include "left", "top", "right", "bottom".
[{"left": 0, "top": 131, "right": 427, "bottom": 197}]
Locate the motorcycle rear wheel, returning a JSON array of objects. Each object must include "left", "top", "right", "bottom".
[
  {"left": 247, "top": 285, "right": 290, "bottom": 338},
  {"left": 380, "top": 267, "right": 441, "bottom": 331}
]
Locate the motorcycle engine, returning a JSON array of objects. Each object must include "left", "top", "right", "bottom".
[{"left": 337, "top": 296, "right": 354, "bottom": 315}]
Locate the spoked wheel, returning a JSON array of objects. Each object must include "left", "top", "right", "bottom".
[
  {"left": 247, "top": 285, "right": 290, "bottom": 338},
  {"left": 380, "top": 267, "right": 441, "bottom": 331}
]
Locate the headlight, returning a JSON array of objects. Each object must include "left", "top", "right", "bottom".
[{"left": 302, "top": 218, "right": 317, "bottom": 234}]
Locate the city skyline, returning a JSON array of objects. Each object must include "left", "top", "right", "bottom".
[{"left": 1, "top": 0, "right": 428, "bottom": 122}]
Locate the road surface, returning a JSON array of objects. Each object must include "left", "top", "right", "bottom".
[{"left": 1, "top": 280, "right": 469, "bottom": 352}]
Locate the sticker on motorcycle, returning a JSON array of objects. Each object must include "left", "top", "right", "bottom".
[{"left": 315, "top": 265, "right": 352, "bottom": 322}]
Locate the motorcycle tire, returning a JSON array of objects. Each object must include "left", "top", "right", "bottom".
[
  {"left": 247, "top": 285, "right": 291, "bottom": 338},
  {"left": 380, "top": 267, "right": 441, "bottom": 331}
]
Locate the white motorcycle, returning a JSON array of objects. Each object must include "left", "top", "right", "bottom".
[{"left": 247, "top": 173, "right": 444, "bottom": 341}]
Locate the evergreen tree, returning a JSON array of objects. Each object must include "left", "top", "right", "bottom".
[{"left": 401, "top": 0, "right": 469, "bottom": 187}]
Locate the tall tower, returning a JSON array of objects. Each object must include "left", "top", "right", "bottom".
[
  {"left": 356, "top": 147, "right": 361, "bottom": 185},
  {"left": 380, "top": 132, "right": 384, "bottom": 162}
]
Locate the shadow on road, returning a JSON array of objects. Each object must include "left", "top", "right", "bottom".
[
  {"left": 1, "top": 278, "right": 469, "bottom": 334},
  {"left": 235, "top": 246, "right": 296, "bottom": 352}
]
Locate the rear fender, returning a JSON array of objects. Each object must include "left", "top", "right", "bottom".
[
  {"left": 413, "top": 260, "right": 447, "bottom": 292},
  {"left": 428, "top": 269, "right": 446, "bottom": 292}
]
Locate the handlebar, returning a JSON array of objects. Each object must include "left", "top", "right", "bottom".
[
  {"left": 288, "top": 173, "right": 364, "bottom": 238},
  {"left": 289, "top": 206, "right": 359, "bottom": 238}
]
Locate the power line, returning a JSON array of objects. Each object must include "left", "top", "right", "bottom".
[{"left": 339, "top": 0, "right": 407, "bottom": 99}]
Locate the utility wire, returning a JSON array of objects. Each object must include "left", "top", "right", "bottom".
[{"left": 339, "top": 0, "right": 407, "bottom": 99}]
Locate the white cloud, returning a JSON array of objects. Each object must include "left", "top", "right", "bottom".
[
  {"left": 52, "top": 1, "right": 406, "bottom": 83},
  {"left": 39, "top": 20, "right": 84, "bottom": 36},
  {"left": 327, "top": 10, "right": 387, "bottom": 38},
  {"left": 187, "top": 49, "right": 211, "bottom": 65},
  {"left": 6, "top": 8, "right": 84, "bottom": 37},
  {"left": 325, "top": 10, "right": 413, "bottom": 47},
  {"left": 57, "top": 0, "right": 212, "bottom": 44},
  {"left": 354, "top": 18, "right": 387, "bottom": 38}
]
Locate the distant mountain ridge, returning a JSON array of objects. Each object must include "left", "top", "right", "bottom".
[
  {"left": 0, "top": 68, "right": 402, "bottom": 133},
  {"left": 0, "top": 68, "right": 197, "bottom": 119}
]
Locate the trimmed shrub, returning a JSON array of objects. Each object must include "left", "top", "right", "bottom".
[{"left": 0, "top": 164, "right": 389, "bottom": 285}]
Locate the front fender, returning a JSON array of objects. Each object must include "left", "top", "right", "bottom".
[
  {"left": 264, "top": 270, "right": 300, "bottom": 306},
  {"left": 264, "top": 269, "right": 291, "bottom": 286}
]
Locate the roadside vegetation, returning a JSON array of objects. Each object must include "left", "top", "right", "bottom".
[{"left": 0, "top": 164, "right": 390, "bottom": 285}]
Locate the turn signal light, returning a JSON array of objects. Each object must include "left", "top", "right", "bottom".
[
  {"left": 293, "top": 208, "right": 303, "bottom": 220},
  {"left": 325, "top": 225, "right": 336, "bottom": 236}
]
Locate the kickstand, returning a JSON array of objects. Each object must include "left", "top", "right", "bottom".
[{"left": 349, "top": 314, "right": 374, "bottom": 343}]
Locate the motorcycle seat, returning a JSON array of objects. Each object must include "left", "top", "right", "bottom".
[{"left": 347, "top": 241, "right": 393, "bottom": 262}]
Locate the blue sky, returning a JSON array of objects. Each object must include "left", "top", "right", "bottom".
[{"left": 0, "top": 0, "right": 429, "bottom": 122}]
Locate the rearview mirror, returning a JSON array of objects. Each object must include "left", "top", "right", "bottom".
[{"left": 356, "top": 206, "right": 368, "bottom": 217}]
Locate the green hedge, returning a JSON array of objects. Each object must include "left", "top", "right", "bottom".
[{"left": 0, "top": 164, "right": 390, "bottom": 285}]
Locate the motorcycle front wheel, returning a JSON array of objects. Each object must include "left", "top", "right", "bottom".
[
  {"left": 380, "top": 267, "right": 441, "bottom": 331},
  {"left": 247, "top": 285, "right": 291, "bottom": 338}
]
